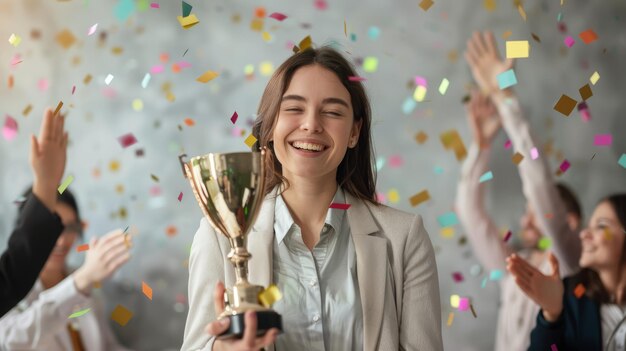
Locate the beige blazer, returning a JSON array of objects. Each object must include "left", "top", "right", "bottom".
[{"left": 182, "top": 188, "right": 443, "bottom": 351}]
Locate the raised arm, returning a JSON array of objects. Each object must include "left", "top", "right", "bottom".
[{"left": 465, "top": 30, "right": 581, "bottom": 276}]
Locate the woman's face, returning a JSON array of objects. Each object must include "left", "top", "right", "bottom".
[
  {"left": 42, "top": 202, "right": 80, "bottom": 272},
  {"left": 272, "top": 64, "right": 361, "bottom": 183},
  {"left": 579, "top": 201, "right": 625, "bottom": 270}
]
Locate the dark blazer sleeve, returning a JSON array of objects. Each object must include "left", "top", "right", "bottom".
[
  {"left": 0, "top": 194, "right": 64, "bottom": 316},
  {"left": 528, "top": 306, "right": 566, "bottom": 351}
]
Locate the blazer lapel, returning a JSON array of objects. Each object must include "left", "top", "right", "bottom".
[
  {"left": 247, "top": 188, "right": 278, "bottom": 288},
  {"left": 346, "top": 193, "right": 387, "bottom": 351}
]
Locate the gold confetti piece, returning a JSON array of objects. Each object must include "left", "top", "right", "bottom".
[
  {"left": 553, "top": 94, "right": 577, "bottom": 117},
  {"left": 83, "top": 74, "right": 92, "bottom": 85},
  {"left": 579, "top": 84, "right": 592, "bottom": 101},
  {"left": 68, "top": 308, "right": 91, "bottom": 319},
  {"left": 502, "top": 30, "right": 512, "bottom": 39},
  {"left": 484, "top": 0, "right": 496, "bottom": 11},
  {"left": 261, "top": 31, "right": 272, "bottom": 42},
  {"left": 56, "top": 29, "right": 76, "bottom": 49},
  {"left": 531, "top": 33, "right": 541, "bottom": 43},
  {"left": 115, "top": 184, "right": 124, "bottom": 194},
  {"left": 142, "top": 281, "right": 153, "bottom": 300},
  {"left": 196, "top": 70, "right": 219, "bottom": 83},
  {"left": 590, "top": 71, "right": 600, "bottom": 85},
  {"left": 409, "top": 190, "right": 431, "bottom": 207},
  {"left": 109, "top": 160, "right": 120, "bottom": 172},
  {"left": 111, "top": 46, "right": 124, "bottom": 55},
  {"left": 419, "top": 0, "right": 434, "bottom": 11},
  {"left": 250, "top": 18, "right": 264, "bottom": 32},
  {"left": 53, "top": 101, "right": 63, "bottom": 117},
  {"left": 23, "top": 104, "right": 32, "bottom": 116},
  {"left": 506, "top": 41, "right": 529, "bottom": 59},
  {"left": 470, "top": 304, "right": 477, "bottom": 318},
  {"left": 258, "top": 284, "right": 283, "bottom": 307},
  {"left": 517, "top": 4, "right": 527, "bottom": 21},
  {"left": 58, "top": 175, "right": 74, "bottom": 194},
  {"left": 111, "top": 304, "right": 133, "bottom": 326},
  {"left": 299, "top": 35, "right": 312, "bottom": 51},
  {"left": 512, "top": 152, "right": 524, "bottom": 165},
  {"left": 440, "top": 130, "right": 467, "bottom": 161},
  {"left": 151, "top": 174, "right": 160, "bottom": 182},
  {"left": 440, "top": 227, "right": 455, "bottom": 238},
  {"left": 177, "top": 14, "right": 200, "bottom": 29},
  {"left": 344, "top": 20, "right": 347, "bottom": 37},
  {"left": 244, "top": 133, "right": 258, "bottom": 148},
  {"left": 446, "top": 312, "right": 454, "bottom": 326},
  {"left": 415, "top": 131, "right": 428, "bottom": 144}
]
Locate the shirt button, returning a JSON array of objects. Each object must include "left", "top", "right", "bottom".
[{"left": 313, "top": 314, "right": 320, "bottom": 322}]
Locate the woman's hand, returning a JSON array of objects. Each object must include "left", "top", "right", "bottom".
[
  {"left": 464, "top": 31, "right": 515, "bottom": 97},
  {"left": 73, "top": 229, "right": 131, "bottom": 295},
  {"left": 207, "top": 282, "right": 279, "bottom": 351},
  {"left": 466, "top": 90, "right": 501, "bottom": 148},
  {"left": 506, "top": 252, "right": 564, "bottom": 322},
  {"left": 30, "top": 108, "right": 69, "bottom": 211}
]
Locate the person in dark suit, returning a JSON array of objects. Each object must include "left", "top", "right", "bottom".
[
  {"left": 0, "top": 108, "right": 68, "bottom": 316},
  {"left": 507, "top": 194, "right": 626, "bottom": 350}
]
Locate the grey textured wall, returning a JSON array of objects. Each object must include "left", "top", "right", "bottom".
[{"left": 1, "top": 0, "right": 625, "bottom": 349}]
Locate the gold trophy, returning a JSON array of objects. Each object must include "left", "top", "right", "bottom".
[{"left": 179, "top": 151, "right": 282, "bottom": 339}]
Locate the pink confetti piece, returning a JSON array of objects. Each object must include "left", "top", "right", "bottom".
[
  {"left": 504, "top": 140, "right": 512, "bottom": 149},
  {"left": 376, "top": 192, "right": 386, "bottom": 203},
  {"left": 2, "top": 115, "right": 18, "bottom": 141},
  {"left": 175, "top": 61, "right": 192, "bottom": 69},
  {"left": 578, "top": 102, "right": 591, "bottom": 122},
  {"left": 230, "top": 111, "right": 238, "bottom": 124},
  {"left": 87, "top": 23, "right": 98, "bottom": 36},
  {"left": 530, "top": 147, "right": 539, "bottom": 160},
  {"left": 178, "top": 192, "right": 183, "bottom": 202},
  {"left": 551, "top": 344, "right": 558, "bottom": 351},
  {"left": 559, "top": 160, "right": 570, "bottom": 173},
  {"left": 348, "top": 76, "right": 367, "bottom": 82},
  {"left": 452, "top": 272, "right": 464, "bottom": 282},
  {"left": 458, "top": 297, "right": 470, "bottom": 311},
  {"left": 38, "top": 79, "right": 49, "bottom": 92},
  {"left": 150, "top": 2, "right": 160, "bottom": 8},
  {"left": 269, "top": 12, "right": 287, "bottom": 21},
  {"left": 118, "top": 133, "right": 138, "bottom": 148},
  {"left": 594, "top": 134, "right": 612, "bottom": 146},
  {"left": 314, "top": 0, "right": 328, "bottom": 10},
  {"left": 150, "top": 65, "right": 164, "bottom": 74},
  {"left": 329, "top": 202, "right": 351, "bottom": 210},
  {"left": 564, "top": 36, "right": 575, "bottom": 48},
  {"left": 101, "top": 87, "right": 117, "bottom": 99},
  {"left": 71, "top": 85, "right": 76, "bottom": 94},
  {"left": 231, "top": 126, "right": 243, "bottom": 137},
  {"left": 503, "top": 230, "right": 512, "bottom": 242},
  {"left": 285, "top": 40, "right": 295, "bottom": 50},
  {"left": 150, "top": 186, "right": 161, "bottom": 196},
  {"left": 10, "top": 54, "right": 22, "bottom": 66},
  {"left": 414, "top": 76, "right": 428, "bottom": 87},
  {"left": 388, "top": 155, "right": 404, "bottom": 168}
]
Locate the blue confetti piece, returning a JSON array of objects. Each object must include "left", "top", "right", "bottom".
[
  {"left": 376, "top": 157, "right": 386, "bottom": 171},
  {"left": 497, "top": 69, "right": 518, "bottom": 89},
  {"left": 619, "top": 154, "right": 626, "bottom": 169},
  {"left": 402, "top": 97, "right": 417, "bottom": 115},
  {"left": 115, "top": 0, "right": 135, "bottom": 21},
  {"left": 437, "top": 212, "right": 458, "bottom": 227},
  {"left": 481, "top": 276, "right": 488, "bottom": 288},
  {"left": 479, "top": 171, "right": 493, "bottom": 183},
  {"left": 433, "top": 166, "right": 444, "bottom": 175},
  {"left": 489, "top": 269, "right": 504, "bottom": 281},
  {"left": 368, "top": 26, "right": 381, "bottom": 40}
]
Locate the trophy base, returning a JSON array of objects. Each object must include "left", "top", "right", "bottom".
[{"left": 217, "top": 310, "right": 283, "bottom": 340}]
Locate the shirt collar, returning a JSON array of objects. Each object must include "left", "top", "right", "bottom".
[{"left": 274, "top": 186, "right": 346, "bottom": 245}]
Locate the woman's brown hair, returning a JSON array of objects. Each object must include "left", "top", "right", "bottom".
[
  {"left": 570, "top": 193, "right": 626, "bottom": 304},
  {"left": 252, "top": 46, "right": 377, "bottom": 204}
]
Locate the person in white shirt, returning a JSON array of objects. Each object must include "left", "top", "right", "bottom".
[{"left": 0, "top": 188, "right": 132, "bottom": 351}]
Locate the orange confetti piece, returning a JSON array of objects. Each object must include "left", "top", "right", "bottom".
[
  {"left": 184, "top": 118, "right": 195, "bottom": 126},
  {"left": 166, "top": 225, "right": 178, "bottom": 237},
  {"left": 76, "top": 244, "right": 90, "bottom": 252},
  {"left": 415, "top": 131, "right": 428, "bottom": 144},
  {"left": 111, "top": 304, "right": 133, "bottom": 326},
  {"left": 579, "top": 29, "right": 598, "bottom": 44},
  {"left": 254, "top": 6, "right": 266, "bottom": 18},
  {"left": 8, "top": 75, "right": 14, "bottom": 89},
  {"left": 142, "top": 281, "right": 153, "bottom": 300},
  {"left": 574, "top": 283, "right": 586, "bottom": 298}
]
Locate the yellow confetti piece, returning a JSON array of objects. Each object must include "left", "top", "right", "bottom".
[
  {"left": 261, "top": 31, "right": 272, "bottom": 42},
  {"left": 590, "top": 71, "right": 600, "bottom": 85},
  {"left": 438, "top": 78, "right": 450, "bottom": 95},
  {"left": 440, "top": 227, "right": 455, "bottom": 238},
  {"left": 9, "top": 33, "right": 22, "bottom": 47},
  {"left": 506, "top": 40, "right": 529, "bottom": 58},
  {"left": 177, "top": 14, "right": 200, "bottom": 29},
  {"left": 132, "top": 99, "right": 143, "bottom": 111},
  {"left": 387, "top": 189, "right": 399, "bottom": 203},
  {"left": 409, "top": 190, "right": 430, "bottom": 207},
  {"left": 413, "top": 85, "right": 427, "bottom": 102},
  {"left": 244, "top": 64, "right": 254, "bottom": 75},
  {"left": 450, "top": 294, "right": 460, "bottom": 308},
  {"left": 142, "top": 281, "right": 153, "bottom": 300},
  {"left": 250, "top": 18, "right": 264, "bottom": 32},
  {"left": 258, "top": 284, "right": 282, "bottom": 307},
  {"left": 58, "top": 175, "right": 74, "bottom": 194},
  {"left": 259, "top": 61, "right": 274, "bottom": 76},
  {"left": 109, "top": 160, "right": 121, "bottom": 172},
  {"left": 244, "top": 133, "right": 257, "bottom": 148},
  {"left": 484, "top": 0, "right": 496, "bottom": 11},
  {"left": 517, "top": 4, "right": 527, "bottom": 21},
  {"left": 111, "top": 304, "right": 133, "bottom": 326},
  {"left": 363, "top": 57, "right": 378, "bottom": 73},
  {"left": 502, "top": 30, "right": 513, "bottom": 39},
  {"left": 298, "top": 36, "right": 312, "bottom": 51},
  {"left": 446, "top": 312, "right": 454, "bottom": 326},
  {"left": 196, "top": 70, "right": 219, "bottom": 83}
]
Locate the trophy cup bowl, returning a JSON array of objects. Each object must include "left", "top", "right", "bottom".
[{"left": 179, "top": 151, "right": 282, "bottom": 339}]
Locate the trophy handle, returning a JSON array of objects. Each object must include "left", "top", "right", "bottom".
[{"left": 178, "top": 153, "right": 190, "bottom": 179}]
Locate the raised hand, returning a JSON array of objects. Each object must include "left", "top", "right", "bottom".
[
  {"left": 73, "top": 229, "right": 131, "bottom": 295},
  {"left": 466, "top": 90, "right": 501, "bottom": 149},
  {"left": 207, "top": 282, "right": 279, "bottom": 351},
  {"left": 464, "top": 31, "right": 514, "bottom": 96},
  {"left": 30, "top": 108, "right": 69, "bottom": 211},
  {"left": 506, "top": 252, "right": 564, "bottom": 322}
]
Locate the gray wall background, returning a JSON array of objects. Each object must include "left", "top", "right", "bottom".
[{"left": 1, "top": 0, "right": 625, "bottom": 349}]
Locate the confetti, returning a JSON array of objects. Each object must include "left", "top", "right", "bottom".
[
  {"left": 458, "top": 297, "right": 470, "bottom": 311},
  {"left": 559, "top": 160, "right": 571, "bottom": 173},
  {"left": 470, "top": 304, "right": 478, "bottom": 318},
  {"left": 413, "top": 86, "right": 427, "bottom": 101},
  {"left": 178, "top": 192, "right": 183, "bottom": 202},
  {"left": 259, "top": 61, "right": 274, "bottom": 76},
  {"left": 446, "top": 312, "right": 454, "bottom": 326},
  {"left": 531, "top": 33, "right": 541, "bottom": 43},
  {"left": 594, "top": 134, "right": 612, "bottom": 146},
  {"left": 111, "top": 305, "right": 133, "bottom": 326},
  {"left": 579, "top": 84, "right": 593, "bottom": 101},
  {"left": 118, "top": 133, "right": 138, "bottom": 148},
  {"left": 196, "top": 70, "right": 219, "bottom": 83},
  {"left": 590, "top": 71, "right": 600, "bottom": 85},
  {"left": 574, "top": 283, "right": 586, "bottom": 298},
  {"left": 419, "top": 0, "right": 434, "bottom": 11},
  {"left": 166, "top": 225, "right": 178, "bottom": 237},
  {"left": 531, "top": 147, "right": 539, "bottom": 160},
  {"left": 504, "top": 140, "right": 512, "bottom": 149},
  {"left": 497, "top": 69, "right": 518, "bottom": 89},
  {"left": 368, "top": 26, "right": 381, "bottom": 40},
  {"left": 517, "top": 4, "right": 527, "bottom": 21},
  {"left": 512, "top": 152, "right": 524, "bottom": 165},
  {"left": 348, "top": 76, "right": 367, "bottom": 82},
  {"left": 8, "top": 33, "right": 22, "bottom": 47},
  {"left": 440, "top": 227, "right": 454, "bottom": 238},
  {"left": 438, "top": 78, "right": 450, "bottom": 95},
  {"left": 314, "top": 0, "right": 328, "bottom": 10},
  {"left": 551, "top": 344, "right": 558, "bottom": 351},
  {"left": 142, "top": 281, "right": 153, "bottom": 300},
  {"left": 564, "top": 36, "right": 575, "bottom": 48},
  {"left": 489, "top": 269, "right": 504, "bottom": 281},
  {"left": 71, "top": 86, "right": 76, "bottom": 95},
  {"left": 387, "top": 189, "right": 399, "bottom": 203},
  {"left": 68, "top": 308, "right": 91, "bottom": 319},
  {"left": 450, "top": 294, "right": 460, "bottom": 308},
  {"left": 258, "top": 284, "right": 282, "bottom": 307},
  {"left": 506, "top": 40, "right": 529, "bottom": 58},
  {"left": 177, "top": 14, "right": 200, "bottom": 29},
  {"left": 269, "top": 12, "right": 287, "bottom": 21},
  {"left": 478, "top": 171, "right": 493, "bottom": 183},
  {"left": 503, "top": 230, "right": 512, "bottom": 242},
  {"left": 409, "top": 190, "right": 430, "bottom": 207},
  {"left": 329, "top": 203, "right": 351, "bottom": 210},
  {"left": 184, "top": 118, "right": 195, "bottom": 126},
  {"left": 151, "top": 2, "right": 160, "bottom": 8},
  {"left": 402, "top": 97, "right": 417, "bottom": 115},
  {"left": 84, "top": 74, "right": 92, "bottom": 84},
  {"left": 76, "top": 244, "right": 89, "bottom": 252},
  {"left": 538, "top": 237, "right": 552, "bottom": 250},
  {"left": 502, "top": 30, "right": 512, "bottom": 39},
  {"left": 452, "top": 272, "right": 464, "bottom": 282},
  {"left": 484, "top": 0, "right": 496, "bottom": 11},
  {"left": 105, "top": 74, "right": 114, "bottom": 85},
  {"left": 229, "top": 111, "right": 239, "bottom": 124},
  {"left": 579, "top": 29, "right": 598, "bottom": 44},
  {"left": 87, "top": 23, "right": 98, "bottom": 36},
  {"left": 244, "top": 133, "right": 257, "bottom": 148},
  {"left": 182, "top": 1, "right": 192, "bottom": 17},
  {"left": 619, "top": 154, "right": 626, "bottom": 169},
  {"left": 363, "top": 57, "right": 378, "bottom": 73},
  {"left": 553, "top": 94, "right": 577, "bottom": 116},
  {"left": 56, "top": 29, "right": 76, "bottom": 49},
  {"left": 141, "top": 73, "right": 151, "bottom": 88},
  {"left": 440, "top": 130, "right": 467, "bottom": 161},
  {"left": 437, "top": 212, "right": 458, "bottom": 227},
  {"left": 58, "top": 175, "right": 74, "bottom": 194},
  {"left": 2, "top": 115, "right": 18, "bottom": 141},
  {"left": 415, "top": 131, "right": 428, "bottom": 144}
]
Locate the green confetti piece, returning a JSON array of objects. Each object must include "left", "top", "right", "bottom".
[
  {"left": 497, "top": 69, "right": 518, "bottom": 89},
  {"left": 58, "top": 175, "right": 74, "bottom": 194},
  {"left": 68, "top": 308, "right": 91, "bottom": 319},
  {"left": 182, "top": 1, "right": 192, "bottom": 17},
  {"left": 437, "top": 212, "right": 458, "bottom": 227},
  {"left": 438, "top": 78, "right": 450, "bottom": 95},
  {"left": 618, "top": 154, "right": 626, "bottom": 169},
  {"left": 479, "top": 171, "right": 494, "bottom": 183},
  {"left": 362, "top": 57, "right": 378, "bottom": 73},
  {"left": 538, "top": 237, "right": 552, "bottom": 250}
]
